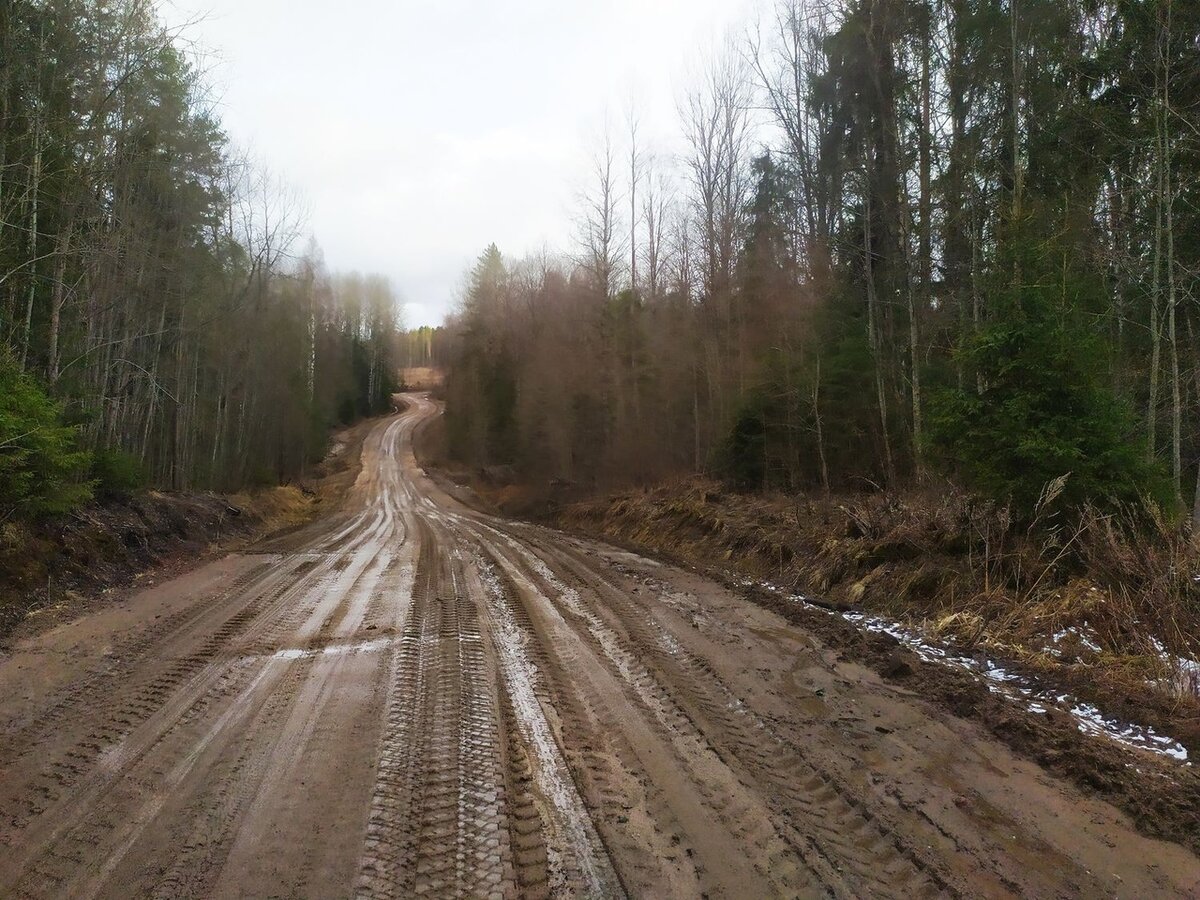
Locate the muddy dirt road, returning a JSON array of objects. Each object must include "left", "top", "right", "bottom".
[{"left": 1, "top": 395, "right": 1197, "bottom": 899}]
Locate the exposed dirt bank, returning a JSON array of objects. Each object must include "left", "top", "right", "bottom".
[{"left": 0, "top": 417, "right": 375, "bottom": 645}]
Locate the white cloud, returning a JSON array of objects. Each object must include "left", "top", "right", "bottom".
[{"left": 159, "top": 0, "right": 756, "bottom": 325}]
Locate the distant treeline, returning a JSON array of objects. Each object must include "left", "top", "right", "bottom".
[
  {"left": 399, "top": 326, "right": 445, "bottom": 373},
  {"left": 443, "top": 0, "right": 1199, "bottom": 522},
  {"left": 0, "top": 1, "right": 400, "bottom": 519}
]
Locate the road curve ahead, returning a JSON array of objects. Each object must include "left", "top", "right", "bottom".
[{"left": 1, "top": 394, "right": 1197, "bottom": 899}]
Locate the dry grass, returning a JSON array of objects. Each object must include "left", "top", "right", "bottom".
[
  {"left": 402, "top": 367, "right": 444, "bottom": 391},
  {"left": 231, "top": 485, "right": 313, "bottom": 533},
  {"left": 0, "top": 414, "right": 381, "bottom": 642},
  {"left": 562, "top": 478, "right": 1200, "bottom": 722},
  {"left": 230, "top": 418, "right": 376, "bottom": 533}
]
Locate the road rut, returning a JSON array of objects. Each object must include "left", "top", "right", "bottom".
[{"left": 1, "top": 395, "right": 1197, "bottom": 898}]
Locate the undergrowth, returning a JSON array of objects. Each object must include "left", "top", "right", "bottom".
[{"left": 562, "top": 478, "right": 1200, "bottom": 717}]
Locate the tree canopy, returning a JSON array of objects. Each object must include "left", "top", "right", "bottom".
[
  {"left": 0, "top": 0, "right": 402, "bottom": 515},
  {"left": 442, "top": 0, "right": 1200, "bottom": 521}
]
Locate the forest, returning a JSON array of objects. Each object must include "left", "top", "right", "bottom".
[
  {"left": 441, "top": 0, "right": 1200, "bottom": 525},
  {"left": 0, "top": 0, "right": 400, "bottom": 521}
]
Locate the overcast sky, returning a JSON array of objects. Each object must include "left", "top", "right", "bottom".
[{"left": 157, "top": 0, "right": 757, "bottom": 327}]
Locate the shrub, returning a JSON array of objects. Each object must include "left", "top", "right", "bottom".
[
  {"left": 0, "top": 355, "right": 93, "bottom": 519},
  {"left": 927, "top": 285, "right": 1170, "bottom": 519},
  {"left": 720, "top": 392, "right": 770, "bottom": 490},
  {"left": 90, "top": 449, "right": 146, "bottom": 501}
]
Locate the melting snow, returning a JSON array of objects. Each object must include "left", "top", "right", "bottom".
[
  {"left": 742, "top": 578, "right": 1191, "bottom": 763},
  {"left": 1150, "top": 638, "right": 1200, "bottom": 700},
  {"left": 1048, "top": 624, "right": 1103, "bottom": 656},
  {"left": 473, "top": 553, "right": 620, "bottom": 896},
  {"left": 270, "top": 637, "right": 393, "bottom": 661}
]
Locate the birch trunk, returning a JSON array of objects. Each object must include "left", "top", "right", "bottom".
[{"left": 47, "top": 222, "right": 73, "bottom": 383}]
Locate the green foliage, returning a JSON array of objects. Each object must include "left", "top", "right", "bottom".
[
  {"left": 1, "top": 3, "right": 402, "bottom": 495},
  {"left": 717, "top": 292, "right": 882, "bottom": 493},
  {"left": 445, "top": 245, "right": 520, "bottom": 467},
  {"left": 438, "top": 2, "right": 1200, "bottom": 518},
  {"left": 927, "top": 281, "right": 1171, "bottom": 517},
  {"left": 719, "top": 392, "right": 770, "bottom": 490},
  {"left": 482, "top": 350, "right": 519, "bottom": 465},
  {"left": 90, "top": 449, "right": 146, "bottom": 502},
  {"left": 811, "top": 300, "right": 880, "bottom": 482},
  {"left": 0, "top": 356, "right": 92, "bottom": 519}
]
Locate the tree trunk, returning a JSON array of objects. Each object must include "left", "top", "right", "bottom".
[
  {"left": 813, "top": 355, "right": 829, "bottom": 493},
  {"left": 20, "top": 92, "right": 42, "bottom": 372},
  {"left": 1010, "top": 0, "right": 1022, "bottom": 286},
  {"left": 1184, "top": 316, "right": 1200, "bottom": 532},
  {"left": 628, "top": 115, "right": 638, "bottom": 295},
  {"left": 47, "top": 222, "right": 74, "bottom": 383},
  {"left": 1148, "top": 84, "right": 1163, "bottom": 459},
  {"left": 0, "top": 0, "right": 10, "bottom": 238},
  {"left": 864, "top": 182, "right": 895, "bottom": 486},
  {"left": 911, "top": 6, "right": 932, "bottom": 480},
  {"left": 1161, "top": 1, "right": 1181, "bottom": 502}
]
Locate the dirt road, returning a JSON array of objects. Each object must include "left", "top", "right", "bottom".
[{"left": 2, "top": 395, "right": 1197, "bottom": 899}]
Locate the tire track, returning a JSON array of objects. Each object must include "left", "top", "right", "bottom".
[
  {"left": 357, "top": 520, "right": 436, "bottom": 898},
  {"left": 469, "top": 548, "right": 624, "bottom": 899},
  {"left": 4, "top": 398, "right": 1191, "bottom": 899},
  {"left": 469, "top": 520, "right": 830, "bottom": 898},
  {"left": 0, "top": 559, "right": 276, "bottom": 769},
  {"left": 1, "top": 480, "right": 403, "bottom": 892},
  {"left": 139, "top": 655, "right": 321, "bottom": 899},
  {"left": 357, "top": 516, "right": 517, "bottom": 899},
  {"left": 531, "top": 538, "right": 955, "bottom": 899}
]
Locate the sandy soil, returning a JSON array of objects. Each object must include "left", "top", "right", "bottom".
[{"left": 1, "top": 394, "right": 1197, "bottom": 899}]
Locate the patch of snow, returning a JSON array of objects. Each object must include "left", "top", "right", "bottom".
[
  {"left": 270, "top": 636, "right": 393, "bottom": 661},
  {"left": 742, "top": 577, "right": 1192, "bottom": 764},
  {"left": 1149, "top": 638, "right": 1200, "bottom": 699},
  {"left": 472, "top": 552, "right": 628, "bottom": 897},
  {"left": 1048, "top": 623, "right": 1103, "bottom": 656}
]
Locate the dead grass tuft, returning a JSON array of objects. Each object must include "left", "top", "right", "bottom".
[
  {"left": 232, "top": 485, "right": 312, "bottom": 533},
  {"left": 561, "top": 477, "right": 1200, "bottom": 743}
]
